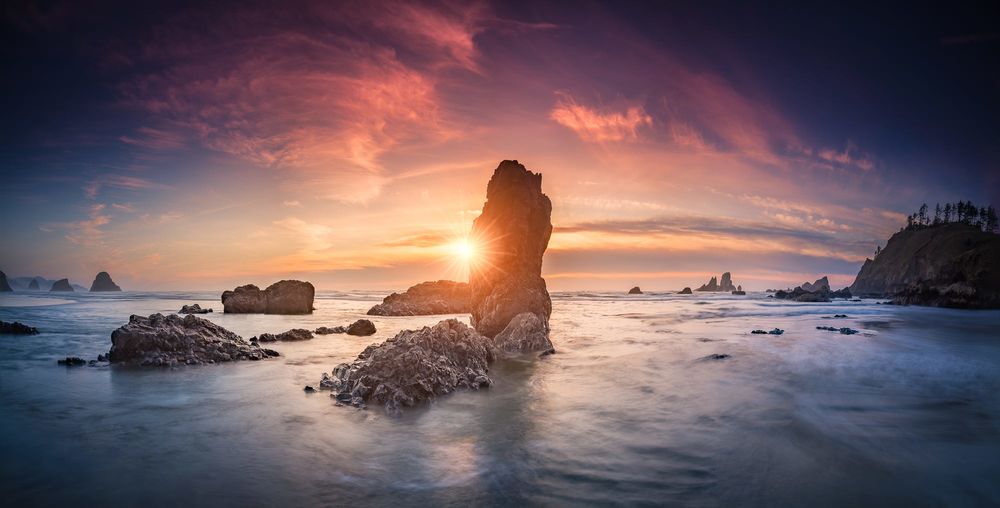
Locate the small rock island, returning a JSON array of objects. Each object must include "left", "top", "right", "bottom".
[
  {"left": 221, "top": 280, "right": 315, "bottom": 314},
  {"left": 90, "top": 271, "right": 122, "bottom": 292},
  {"left": 49, "top": 278, "right": 74, "bottom": 292},
  {"left": 696, "top": 272, "right": 738, "bottom": 292}
]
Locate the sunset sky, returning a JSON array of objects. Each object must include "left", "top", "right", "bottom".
[{"left": 2, "top": 1, "right": 998, "bottom": 291}]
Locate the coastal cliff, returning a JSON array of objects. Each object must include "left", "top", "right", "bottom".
[{"left": 850, "top": 223, "right": 1000, "bottom": 308}]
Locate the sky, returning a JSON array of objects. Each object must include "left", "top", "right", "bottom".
[{"left": 1, "top": 1, "right": 998, "bottom": 291}]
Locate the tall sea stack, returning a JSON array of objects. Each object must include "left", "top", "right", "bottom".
[
  {"left": 0, "top": 271, "right": 11, "bottom": 292},
  {"left": 50, "top": 279, "right": 74, "bottom": 292},
  {"left": 90, "top": 271, "right": 122, "bottom": 292},
  {"left": 469, "top": 160, "right": 553, "bottom": 338}
]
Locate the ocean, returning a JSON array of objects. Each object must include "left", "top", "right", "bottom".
[{"left": 1, "top": 290, "right": 998, "bottom": 507}]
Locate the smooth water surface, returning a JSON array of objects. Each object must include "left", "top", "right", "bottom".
[{"left": 1, "top": 290, "right": 998, "bottom": 507}]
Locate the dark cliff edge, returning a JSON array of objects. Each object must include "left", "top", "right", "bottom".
[{"left": 850, "top": 223, "right": 1000, "bottom": 309}]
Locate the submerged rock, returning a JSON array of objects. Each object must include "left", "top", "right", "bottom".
[
  {"left": 850, "top": 223, "right": 1000, "bottom": 308},
  {"left": 817, "top": 326, "right": 860, "bottom": 335},
  {"left": 108, "top": 313, "right": 279, "bottom": 366},
  {"left": 0, "top": 270, "right": 12, "bottom": 292},
  {"left": 628, "top": 286, "right": 643, "bottom": 295},
  {"left": 221, "top": 280, "right": 314, "bottom": 314},
  {"left": 492, "top": 312, "right": 555, "bottom": 357},
  {"left": 469, "top": 160, "right": 552, "bottom": 338},
  {"left": 254, "top": 328, "right": 313, "bottom": 342},
  {"left": 89, "top": 271, "right": 122, "bottom": 292},
  {"left": 346, "top": 319, "right": 377, "bottom": 336},
  {"left": 678, "top": 287, "right": 693, "bottom": 295},
  {"left": 699, "top": 353, "right": 731, "bottom": 361},
  {"left": 326, "top": 320, "right": 495, "bottom": 412},
  {"left": 178, "top": 303, "right": 212, "bottom": 314},
  {"left": 367, "top": 280, "right": 470, "bottom": 316},
  {"left": 0, "top": 320, "right": 39, "bottom": 335},
  {"left": 314, "top": 326, "right": 346, "bottom": 335},
  {"left": 50, "top": 278, "right": 74, "bottom": 292},
  {"left": 751, "top": 328, "right": 784, "bottom": 335},
  {"left": 57, "top": 357, "right": 86, "bottom": 366}
]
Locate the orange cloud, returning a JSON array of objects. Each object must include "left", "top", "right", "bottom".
[{"left": 550, "top": 94, "right": 652, "bottom": 142}]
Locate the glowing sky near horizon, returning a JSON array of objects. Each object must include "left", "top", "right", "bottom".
[{"left": 1, "top": 1, "right": 998, "bottom": 291}]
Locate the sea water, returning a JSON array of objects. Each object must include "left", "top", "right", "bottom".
[{"left": 1, "top": 291, "right": 998, "bottom": 507}]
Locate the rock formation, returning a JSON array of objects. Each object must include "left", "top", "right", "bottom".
[
  {"left": 732, "top": 285, "right": 746, "bottom": 295},
  {"left": 679, "top": 287, "right": 693, "bottom": 294},
  {"left": 0, "top": 320, "right": 39, "bottom": 335},
  {"left": 324, "top": 320, "right": 496, "bottom": 411},
  {"left": 492, "top": 312, "right": 554, "bottom": 357},
  {"left": 346, "top": 319, "right": 377, "bottom": 336},
  {"left": 850, "top": 223, "right": 1000, "bottom": 308},
  {"left": 696, "top": 272, "right": 738, "bottom": 292},
  {"left": 108, "top": 313, "right": 279, "bottom": 366},
  {"left": 800, "top": 276, "right": 830, "bottom": 293},
  {"left": 628, "top": 286, "right": 642, "bottom": 294},
  {"left": 253, "top": 329, "right": 313, "bottom": 342},
  {"left": 221, "top": 280, "right": 314, "bottom": 314},
  {"left": 179, "top": 304, "right": 212, "bottom": 314},
  {"left": 315, "top": 326, "right": 346, "bottom": 335},
  {"left": 366, "top": 280, "right": 470, "bottom": 316},
  {"left": 469, "top": 160, "right": 553, "bottom": 338},
  {"left": 27, "top": 279, "right": 39, "bottom": 290},
  {"left": 0, "top": 271, "right": 12, "bottom": 292},
  {"left": 89, "top": 271, "right": 122, "bottom": 292},
  {"left": 50, "top": 278, "right": 73, "bottom": 292}
]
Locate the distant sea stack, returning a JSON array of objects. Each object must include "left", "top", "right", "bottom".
[
  {"left": 27, "top": 279, "right": 39, "bottom": 290},
  {"left": 0, "top": 271, "right": 11, "bottom": 292},
  {"left": 367, "top": 280, "right": 470, "bottom": 316},
  {"left": 679, "top": 287, "right": 693, "bottom": 294},
  {"left": 221, "top": 280, "right": 314, "bottom": 314},
  {"left": 800, "top": 276, "right": 830, "bottom": 293},
  {"left": 90, "top": 271, "right": 122, "bottom": 292},
  {"left": 850, "top": 223, "right": 1000, "bottom": 308},
  {"left": 628, "top": 286, "right": 642, "bottom": 294},
  {"left": 50, "top": 278, "right": 74, "bottom": 292},
  {"left": 469, "top": 160, "right": 553, "bottom": 338},
  {"left": 695, "top": 272, "right": 738, "bottom": 292}
]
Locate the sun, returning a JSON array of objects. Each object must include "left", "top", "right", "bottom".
[{"left": 452, "top": 238, "right": 478, "bottom": 262}]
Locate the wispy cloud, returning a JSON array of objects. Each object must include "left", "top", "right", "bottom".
[{"left": 550, "top": 94, "right": 652, "bottom": 142}]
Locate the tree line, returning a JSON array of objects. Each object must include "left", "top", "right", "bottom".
[{"left": 904, "top": 201, "right": 998, "bottom": 233}]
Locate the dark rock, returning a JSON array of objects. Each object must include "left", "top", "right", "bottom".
[
  {"left": 346, "top": 319, "right": 376, "bottom": 336},
  {"left": 832, "top": 314, "right": 848, "bottom": 318},
  {"left": 768, "top": 328, "right": 784, "bottom": 335},
  {"left": 254, "top": 328, "right": 313, "bottom": 342},
  {"left": 678, "top": 287, "right": 693, "bottom": 294},
  {"left": 850, "top": 223, "right": 1000, "bottom": 308},
  {"left": 57, "top": 357, "right": 86, "bottom": 366},
  {"left": 179, "top": 303, "right": 212, "bottom": 314},
  {"left": 696, "top": 276, "right": 719, "bottom": 292},
  {"left": 750, "top": 329, "right": 768, "bottom": 334},
  {"left": 89, "top": 271, "right": 122, "bottom": 292},
  {"left": 492, "top": 312, "right": 554, "bottom": 357},
  {"left": 97, "top": 353, "right": 108, "bottom": 362},
  {"left": 0, "top": 271, "right": 13, "bottom": 292},
  {"left": 221, "top": 280, "right": 314, "bottom": 314},
  {"left": 327, "top": 319, "right": 496, "bottom": 411},
  {"left": 314, "top": 326, "right": 346, "bottom": 335},
  {"left": 0, "top": 320, "right": 39, "bottom": 335},
  {"left": 839, "top": 328, "right": 860, "bottom": 335},
  {"left": 628, "top": 286, "right": 642, "bottom": 294},
  {"left": 469, "top": 160, "right": 552, "bottom": 338},
  {"left": 50, "top": 278, "right": 74, "bottom": 292},
  {"left": 817, "top": 326, "right": 839, "bottom": 331},
  {"left": 367, "top": 280, "right": 470, "bottom": 316},
  {"left": 731, "top": 290, "right": 746, "bottom": 295},
  {"left": 696, "top": 272, "right": 738, "bottom": 292},
  {"left": 699, "top": 353, "right": 731, "bottom": 361},
  {"left": 108, "top": 313, "right": 279, "bottom": 366},
  {"left": 800, "top": 276, "right": 830, "bottom": 293},
  {"left": 304, "top": 385, "right": 316, "bottom": 393},
  {"left": 27, "top": 279, "right": 39, "bottom": 290}
]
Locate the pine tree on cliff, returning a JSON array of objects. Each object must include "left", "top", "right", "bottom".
[
  {"left": 943, "top": 203, "right": 952, "bottom": 222},
  {"left": 918, "top": 203, "right": 928, "bottom": 226},
  {"left": 933, "top": 203, "right": 942, "bottom": 225},
  {"left": 987, "top": 206, "right": 999, "bottom": 233}
]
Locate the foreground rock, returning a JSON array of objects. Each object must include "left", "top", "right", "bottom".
[
  {"left": 179, "top": 303, "right": 212, "bottom": 314},
  {"left": 324, "top": 320, "right": 496, "bottom": 411},
  {"left": 315, "top": 326, "right": 346, "bottom": 335},
  {"left": 628, "top": 286, "right": 642, "bottom": 295},
  {"left": 108, "top": 313, "right": 279, "bottom": 366},
  {"left": 346, "top": 319, "right": 377, "bottom": 336},
  {"left": 850, "top": 223, "right": 1000, "bottom": 309},
  {"left": 0, "top": 320, "right": 39, "bottom": 335},
  {"left": 678, "top": 287, "right": 693, "bottom": 294},
  {"left": 696, "top": 272, "right": 738, "bottom": 292},
  {"left": 89, "top": 271, "right": 122, "bottom": 292},
  {"left": 50, "top": 278, "right": 73, "bottom": 292},
  {"left": 367, "top": 280, "right": 470, "bottom": 316},
  {"left": 469, "top": 160, "right": 553, "bottom": 338},
  {"left": 492, "top": 312, "right": 554, "bottom": 357},
  {"left": 221, "top": 280, "right": 314, "bottom": 314},
  {"left": 253, "top": 328, "right": 313, "bottom": 342},
  {"left": 0, "top": 270, "right": 12, "bottom": 292}
]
